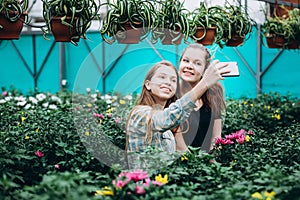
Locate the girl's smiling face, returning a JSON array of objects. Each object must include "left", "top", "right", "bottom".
[
  {"left": 145, "top": 65, "right": 178, "bottom": 106},
  {"left": 179, "top": 47, "right": 206, "bottom": 87}
]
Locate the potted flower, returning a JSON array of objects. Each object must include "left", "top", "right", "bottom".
[
  {"left": 0, "top": 0, "right": 28, "bottom": 40},
  {"left": 262, "top": 8, "right": 300, "bottom": 49},
  {"left": 219, "top": 4, "right": 255, "bottom": 47},
  {"left": 42, "top": 0, "right": 99, "bottom": 45},
  {"left": 151, "top": 0, "right": 190, "bottom": 45},
  {"left": 100, "top": 0, "right": 156, "bottom": 44},
  {"left": 189, "top": 2, "right": 224, "bottom": 46}
]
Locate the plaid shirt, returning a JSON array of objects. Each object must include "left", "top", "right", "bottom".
[{"left": 126, "top": 93, "right": 196, "bottom": 155}]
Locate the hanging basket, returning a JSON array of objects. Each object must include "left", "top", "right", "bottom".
[
  {"left": 160, "top": 29, "right": 183, "bottom": 45},
  {"left": 116, "top": 22, "right": 143, "bottom": 44},
  {"left": 225, "top": 34, "right": 245, "bottom": 47},
  {"left": 193, "top": 27, "right": 216, "bottom": 46},
  {"left": 0, "top": 12, "right": 26, "bottom": 40},
  {"left": 266, "top": 35, "right": 299, "bottom": 49},
  {"left": 50, "top": 16, "right": 80, "bottom": 42}
]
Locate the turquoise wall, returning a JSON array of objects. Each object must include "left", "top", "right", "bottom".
[{"left": 0, "top": 27, "right": 299, "bottom": 98}]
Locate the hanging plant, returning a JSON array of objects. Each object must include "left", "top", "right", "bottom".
[
  {"left": 151, "top": 0, "right": 190, "bottom": 45},
  {"left": 0, "top": 0, "right": 28, "bottom": 40},
  {"left": 262, "top": 8, "right": 300, "bottom": 49},
  {"left": 100, "top": 0, "right": 156, "bottom": 44},
  {"left": 42, "top": 0, "right": 100, "bottom": 45}
]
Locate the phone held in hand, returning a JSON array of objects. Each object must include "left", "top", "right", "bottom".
[{"left": 220, "top": 62, "right": 240, "bottom": 77}]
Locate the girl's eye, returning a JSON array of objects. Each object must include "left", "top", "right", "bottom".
[
  {"left": 182, "top": 58, "right": 189, "bottom": 63},
  {"left": 159, "top": 75, "right": 165, "bottom": 79},
  {"left": 172, "top": 79, "right": 177, "bottom": 83},
  {"left": 195, "top": 62, "right": 202, "bottom": 66}
]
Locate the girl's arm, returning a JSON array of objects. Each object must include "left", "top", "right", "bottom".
[
  {"left": 210, "top": 119, "right": 222, "bottom": 150},
  {"left": 173, "top": 126, "right": 189, "bottom": 152}
]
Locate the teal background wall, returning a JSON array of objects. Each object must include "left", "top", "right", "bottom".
[{"left": 1, "top": 27, "right": 299, "bottom": 98}]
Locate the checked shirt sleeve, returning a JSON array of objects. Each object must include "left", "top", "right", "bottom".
[{"left": 151, "top": 92, "right": 196, "bottom": 131}]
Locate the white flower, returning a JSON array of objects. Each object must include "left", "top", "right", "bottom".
[
  {"left": 86, "top": 88, "right": 91, "bottom": 93},
  {"left": 29, "top": 97, "right": 38, "bottom": 104},
  {"left": 106, "top": 100, "right": 112, "bottom": 104},
  {"left": 36, "top": 93, "right": 47, "bottom": 101},
  {"left": 5, "top": 96, "right": 13, "bottom": 101},
  {"left": 0, "top": 99, "right": 6, "bottom": 104},
  {"left": 112, "top": 95, "right": 118, "bottom": 100},
  {"left": 91, "top": 94, "right": 97, "bottom": 99},
  {"left": 51, "top": 95, "right": 62, "bottom": 104},
  {"left": 104, "top": 94, "right": 112, "bottom": 100},
  {"left": 49, "top": 104, "right": 57, "bottom": 110},
  {"left": 17, "top": 101, "right": 27, "bottom": 106},
  {"left": 124, "top": 95, "right": 133, "bottom": 100},
  {"left": 15, "top": 96, "right": 26, "bottom": 102},
  {"left": 42, "top": 102, "right": 49, "bottom": 107},
  {"left": 24, "top": 104, "right": 32, "bottom": 109}
]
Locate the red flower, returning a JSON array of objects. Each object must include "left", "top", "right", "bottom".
[{"left": 35, "top": 150, "right": 44, "bottom": 158}]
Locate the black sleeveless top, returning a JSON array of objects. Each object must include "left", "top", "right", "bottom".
[{"left": 182, "top": 104, "right": 216, "bottom": 152}]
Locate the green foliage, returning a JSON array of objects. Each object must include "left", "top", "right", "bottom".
[
  {"left": 0, "top": 89, "right": 299, "bottom": 199},
  {"left": 0, "top": 0, "right": 28, "bottom": 22}
]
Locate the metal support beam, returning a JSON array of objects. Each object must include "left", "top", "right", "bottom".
[
  {"left": 59, "top": 42, "right": 66, "bottom": 90},
  {"left": 256, "top": 24, "right": 262, "bottom": 94}
]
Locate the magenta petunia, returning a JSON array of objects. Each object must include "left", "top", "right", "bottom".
[{"left": 35, "top": 150, "right": 44, "bottom": 158}]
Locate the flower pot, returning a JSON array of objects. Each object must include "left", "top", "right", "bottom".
[
  {"left": 266, "top": 35, "right": 299, "bottom": 49},
  {"left": 193, "top": 27, "right": 216, "bottom": 46},
  {"left": 50, "top": 17, "right": 80, "bottom": 42},
  {"left": 226, "top": 35, "right": 245, "bottom": 47},
  {"left": 160, "top": 29, "right": 183, "bottom": 45},
  {"left": 116, "top": 22, "right": 143, "bottom": 44},
  {"left": 0, "top": 12, "right": 26, "bottom": 40}
]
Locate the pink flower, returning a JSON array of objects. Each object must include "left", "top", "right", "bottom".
[
  {"left": 135, "top": 185, "right": 146, "bottom": 194},
  {"left": 54, "top": 164, "right": 60, "bottom": 169},
  {"left": 2, "top": 91, "right": 8, "bottom": 96},
  {"left": 93, "top": 113, "right": 104, "bottom": 119},
  {"left": 248, "top": 130, "right": 255, "bottom": 135},
  {"left": 115, "top": 117, "right": 121, "bottom": 124},
  {"left": 236, "top": 135, "right": 246, "bottom": 144},
  {"left": 113, "top": 180, "right": 129, "bottom": 188},
  {"left": 107, "top": 113, "right": 112, "bottom": 118},
  {"left": 127, "top": 170, "right": 149, "bottom": 182},
  {"left": 215, "top": 137, "right": 234, "bottom": 145},
  {"left": 35, "top": 150, "right": 44, "bottom": 158},
  {"left": 225, "top": 129, "right": 246, "bottom": 141}
]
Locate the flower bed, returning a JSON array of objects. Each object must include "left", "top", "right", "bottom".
[{"left": 0, "top": 88, "right": 299, "bottom": 199}]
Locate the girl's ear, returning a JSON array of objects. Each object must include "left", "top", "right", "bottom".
[{"left": 145, "top": 80, "right": 151, "bottom": 91}]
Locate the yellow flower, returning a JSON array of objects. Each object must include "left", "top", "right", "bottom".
[
  {"left": 21, "top": 117, "right": 25, "bottom": 122},
  {"left": 35, "top": 128, "right": 39, "bottom": 133},
  {"left": 272, "top": 114, "right": 281, "bottom": 120},
  {"left": 25, "top": 136, "right": 30, "bottom": 140},
  {"left": 250, "top": 103, "right": 254, "bottom": 107},
  {"left": 181, "top": 154, "right": 188, "bottom": 161},
  {"left": 106, "top": 108, "right": 111, "bottom": 113},
  {"left": 251, "top": 192, "right": 263, "bottom": 199},
  {"left": 155, "top": 174, "right": 168, "bottom": 185},
  {"left": 87, "top": 103, "right": 92, "bottom": 108},
  {"left": 119, "top": 99, "right": 125, "bottom": 105},
  {"left": 99, "top": 119, "right": 102, "bottom": 124},
  {"left": 85, "top": 131, "right": 90, "bottom": 136},
  {"left": 245, "top": 135, "right": 250, "bottom": 142},
  {"left": 264, "top": 191, "right": 276, "bottom": 198},
  {"left": 95, "top": 186, "right": 114, "bottom": 196},
  {"left": 243, "top": 101, "right": 247, "bottom": 105}
]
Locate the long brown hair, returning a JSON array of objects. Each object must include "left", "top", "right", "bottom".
[
  {"left": 179, "top": 43, "right": 225, "bottom": 117},
  {"left": 126, "top": 60, "right": 180, "bottom": 145}
]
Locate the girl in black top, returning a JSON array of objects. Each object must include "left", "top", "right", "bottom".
[{"left": 174, "top": 43, "right": 226, "bottom": 152}]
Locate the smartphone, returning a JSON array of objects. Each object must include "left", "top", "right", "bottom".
[{"left": 220, "top": 62, "right": 240, "bottom": 77}]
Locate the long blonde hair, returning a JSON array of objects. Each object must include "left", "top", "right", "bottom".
[
  {"left": 126, "top": 60, "right": 180, "bottom": 145},
  {"left": 179, "top": 43, "right": 225, "bottom": 117}
]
